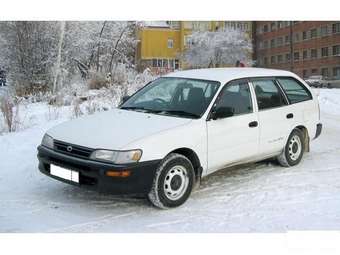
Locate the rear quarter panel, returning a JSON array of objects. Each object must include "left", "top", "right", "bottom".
[{"left": 285, "top": 76, "right": 319, "bottom": 142}]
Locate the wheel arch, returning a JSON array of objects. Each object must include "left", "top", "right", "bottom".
[
  {"left": 169, "top": 147, "right": 202, "bottom": 180},
  {"left": 294, "top": 125, "right": 310, "bottom": 152}
]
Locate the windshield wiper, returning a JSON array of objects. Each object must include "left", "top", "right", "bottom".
[
  {"left": 120, "top": 106, "right": 160, "bottom": 114},
  {"left": 120, "top": 107, "right": 200, "bottom": 118},
  {"left": 160, "top": 110, "right": 200, "bottom": 118},
  {"left": 120, "top": 106, "right": 145, "bottom": 110}
]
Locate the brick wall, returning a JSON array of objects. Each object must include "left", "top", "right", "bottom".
[{"left": 255, "top": 21, "right": 340, "bottom": 79}]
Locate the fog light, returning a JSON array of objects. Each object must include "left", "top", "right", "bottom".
[{"left": 106, "top": 170, "right": 131, "bottom": 177}]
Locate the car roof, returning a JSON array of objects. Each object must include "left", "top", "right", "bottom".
[{"left": 163, "top": 67, "right": 296, "bottom": 84}]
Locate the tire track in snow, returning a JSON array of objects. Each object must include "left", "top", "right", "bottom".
[{"left": 47, "top": 212, "right": 136, "bottom": 233}]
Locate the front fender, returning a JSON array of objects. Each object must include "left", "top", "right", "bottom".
[{"left": 121, "top": 119, "right": 208, "bottom": 174}]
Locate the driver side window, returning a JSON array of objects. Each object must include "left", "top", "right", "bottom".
[{"left": 215, "top": 81, "right": 253, "bottom": 118}]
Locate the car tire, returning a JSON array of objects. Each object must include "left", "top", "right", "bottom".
[
  {"left": 277, "top": 128, "right": 305, "bottom": 167},
  {"left": 148, "top": 153, "right": 195, "bottom": 209}
]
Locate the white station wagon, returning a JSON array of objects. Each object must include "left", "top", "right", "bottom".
[{"left": 38, "top": 68, "right": 322, "bottom": 209}]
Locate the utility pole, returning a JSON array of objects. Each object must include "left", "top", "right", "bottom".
[{"left": 289, "top": 21, "right": 294, "bottom": 72}]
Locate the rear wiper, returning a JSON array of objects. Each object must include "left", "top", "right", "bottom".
[{"left": 160, "top": 110, "right": 200, "bottom": 118}]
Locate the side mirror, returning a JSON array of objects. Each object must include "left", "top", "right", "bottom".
[{"left": 211, "top": 106, "right": 234, "bottom": 120}]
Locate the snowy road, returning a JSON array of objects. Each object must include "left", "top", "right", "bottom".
[{"left": 1, "top": 89, "right": 340, "bottom": 232}]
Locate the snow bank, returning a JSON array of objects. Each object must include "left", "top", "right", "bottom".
[{"left": 316, "top": 88, "right": 340, "bottom": 116}]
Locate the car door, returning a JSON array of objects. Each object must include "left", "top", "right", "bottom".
[
  {"left": 206, "top": 79, "right": 259, "bottom": 174},
  {"left": 250, "top": 78, "right": 291, "bottom": 156}
]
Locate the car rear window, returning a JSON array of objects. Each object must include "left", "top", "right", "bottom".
[
  {"left": 252, "top": 79, "right": 287, "bottom": 110},
  {"left": 277, "top": 78, "right": 312, "bottom": 104}
]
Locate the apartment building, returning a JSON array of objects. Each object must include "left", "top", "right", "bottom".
[
  {"left": 136, "top": 21, "right": 253, "bottom": 73},
  {"left": 255, "top": 21, "right": 340, "bottom": 79}
]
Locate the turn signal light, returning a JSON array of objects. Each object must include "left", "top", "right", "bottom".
[{"left": 106, "top": 170, "right": 131, "bottom": 177}]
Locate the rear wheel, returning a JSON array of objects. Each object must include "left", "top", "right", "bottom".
[
  {"left": 277, "top": 128, "right": 305, "bottom": 167},
  {"left": 148, "top": 153, "right": 195, "bottom": 209}
]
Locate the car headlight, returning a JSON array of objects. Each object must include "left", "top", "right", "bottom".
[
  {"left": 41, "top": 134, "right": 54, "bottom": 149},
  {"left": 90, "top": 149, "right": 142, "bottom": 164}
]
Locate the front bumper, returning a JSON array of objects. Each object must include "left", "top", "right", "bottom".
[{"left": 37, "top": 145, "right": 161, "bottom": 195}]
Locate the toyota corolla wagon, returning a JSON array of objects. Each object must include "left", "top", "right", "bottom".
[{"left": 38, "top": 68, "right": 322, "bottom": 209}]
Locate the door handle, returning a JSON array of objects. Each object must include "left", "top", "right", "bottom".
[
  {"left": 248, "top": 121, "right": 258, "bottom": 128},
  {"left": 286, "top": 113, "right": 294, "bottom": 119}
]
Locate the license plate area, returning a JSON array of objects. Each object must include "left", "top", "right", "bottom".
[{"left": 50, "top": 164, "right": 79, "bottom": 183}]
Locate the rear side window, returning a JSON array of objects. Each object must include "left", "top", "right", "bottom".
[
  {"left": 215, "top": 81, "right": 253, "bottom": 117},
  {"left": 277, "top": 78, "right": 312, "bottom": 104},
  {"left": 252, "top": 79, "right": 287, "bottom": 110}
]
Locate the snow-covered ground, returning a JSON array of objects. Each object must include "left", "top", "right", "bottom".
[{"left": 0, "top": 89, "right": 340, "bottom": 233}]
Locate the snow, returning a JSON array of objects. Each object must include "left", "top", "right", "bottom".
[{"left": 1, "top": 88, "right": 340, "bottom": 232}]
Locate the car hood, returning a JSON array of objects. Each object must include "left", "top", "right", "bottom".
[{"left": 47, "top": 108, "right": 192, "bottom": 150}]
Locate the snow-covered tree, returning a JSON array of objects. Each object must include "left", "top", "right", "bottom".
[
  {"left": 182, "top": 28, "right": 253, "bottom": 68},
  {"left": 0, "top": 21, "right": 137, "bottom": 93},
  {"left": 0, "top": 21, "right": 59, "bottom": 89}
]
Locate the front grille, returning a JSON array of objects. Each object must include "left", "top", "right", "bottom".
[{"left": 54, "top": 140, "right": 94, "bottom": 159}]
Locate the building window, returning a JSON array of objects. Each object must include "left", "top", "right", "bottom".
[
  {"left": 278, "top": 21, "right": 283, "bottom": 29},
  {"left": 175, "top": 59, "right": 179, "bottom": 69},
  {"left": 311, "top": 69, "right": 318, "bottom": 74},
  {"left": 277, "top": 37, "right": 283, "bottom": 46},
  {"left": 321, "top": 25, "right": 328, "bottom": 37},
  {"left": 162, "top": 59, "right": 168, "bottom": 68},
  {"left": 333, "top": 45, "right": 340, "bottom": 56},
  {"left": 184, "top": 35, "right": 192, "bottom": 47},
  {"left": 263, "top": 24, "right": 268, "bottom": 33},
  {"left": 169, "top": 59, "right": 174, "bottom": 69},
  {"left": 152, "top": 59, "right": 158, "bottom": 67},
  {"left": 332, "top": 23, "right": 340, "bottom": 34},
  {"left": 311, "top": 49, "right": 317, "bottom": 59},
  {"left": 259, "top": 42, "right": 263, "bottom": 49},
  {"left": 286, "top": 53, "right": 291, "bottom": 62},
  {"left": 263, "top": 40, "right": 268, "bottom": 48},
  {"left": 294, "top": 32, "right": 300, "bottom": 42},
  {"left": 270, "top": 39, "right": 275, "bottom": 48},
  {"left": 321, "top": 47, "right": 329, "bottom": 57},
  {"left": 244, "top": 23, "right": 249, "bottom": 31},
  {"left": 167, "top": 39, "right": 173, "bottom": 48},
  {"left": 334, "top": 67, "right": 340, "bottom": 78},
  {"left": 310, "top": 28, "right": 317, "bottom": 38},
  {"left": 285, "top": 35, "right": 290, "bottom": 44},
  {"left": 277, "top": 55, "right": 283, "bottom": 63},
  {"left": 303, "top": 70, "right": 307, "bottom": 78},
  {"left": 271, "top": 56, "right": 276, "bottom": 64},
  {"left": 157, "top": 59, "right": 162, "bottom": 67},
  {"left": 264, "top": 57, "right": 268, "bottom": 65},
  {"left": 302, "top": 31, "right": 307, "bottom": 40},
  {"left": 270, "top": 22, "right": 276, "bottom": 31},
  {"left": 303, "top": 50, "right": 308, "bottom": 59},
  {"left": 294, "top": 52, "right": 300, "bottom": 61},
  {"left": 321, "top": 68, "right": 329, "bottom": 77}
]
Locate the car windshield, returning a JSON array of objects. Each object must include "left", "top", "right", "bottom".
[{"left": 120, "top": 77, "right": 220, "bottom": 118}]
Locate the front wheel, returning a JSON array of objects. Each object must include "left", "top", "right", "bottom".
[
  {"left": 148, "top": 153, "right": 195, "bottom": 209},
  {"left": 277, "top": 128, "right": 305, "bottom": 167}
]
